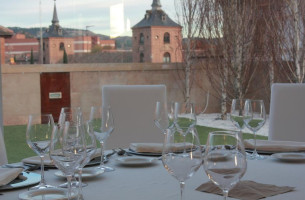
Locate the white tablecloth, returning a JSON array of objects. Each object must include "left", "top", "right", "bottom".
[{"left": 2, "top": 154, "right": 305, "bottom": 200}]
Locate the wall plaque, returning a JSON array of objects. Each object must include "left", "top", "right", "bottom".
[{"left": 49, "top": 92, "right": 62, "bottom": 99}]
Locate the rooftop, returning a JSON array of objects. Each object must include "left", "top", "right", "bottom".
[{"left": 132, "top": 0, "right": 181, "bottom": 29}]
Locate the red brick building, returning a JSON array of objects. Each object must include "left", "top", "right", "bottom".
[
  {"left": 132, "top": 0, "right": 182, "bottom": 63},
  {"left": 0, "top": 26, "right": 13, "bottom": 64},
  {"left": 5, "top": 35, "right": 39, "bottom": 64},
  {"left": 1, "top": 1, "right": 116, "bottom": 64}
]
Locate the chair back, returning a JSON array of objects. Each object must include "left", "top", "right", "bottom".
[
  {"left": 269, "top": 83, "right": 305, "bottom": 141},
  {"left": 0, "top": 127, "right": 7, "bottom": 165},
  {"left": 102, "top": 85, "right": 167, "bottom": 149}
]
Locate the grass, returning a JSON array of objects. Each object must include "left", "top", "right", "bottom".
[{"left": 3, "top": 123, "right": 268, "bottom": 164}]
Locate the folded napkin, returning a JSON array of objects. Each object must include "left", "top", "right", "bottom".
[
  {"left": 22, "top": 155, "right": 54, "bottom": 166},
  {"left": 244, "top": 139, "right": 305, "bottom": 153},
  {"left": 0, "top": 168, "right": 23, "bottom": 186},
  {"left": 196, "top": 180, "right": 294, "bottom": 200},
  {"left": 129, "top": 143, "right": 193, "bottom": 153}
]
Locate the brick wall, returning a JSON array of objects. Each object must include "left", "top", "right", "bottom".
[{"left": 0, "top": 38, "right": 4, "bottom": 64}]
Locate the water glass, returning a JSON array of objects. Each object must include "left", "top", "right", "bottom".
[
  {"left": 26, "top": 113, "right": 54, "bottom": 190},
  {"left": 162, "top": 127, "right": 202, "bottom": 200},
  {"left": 243, "top": 99, "right": 266, "bottom": 160},
  {"left": 203, "top": 131, "right": 247, "bottom": 200},
  {"left": 90, "top": 106, "right": 114, "bottom": 172},
  {"left": 50, "top": 120, "right": 87, "bottom": 199}
]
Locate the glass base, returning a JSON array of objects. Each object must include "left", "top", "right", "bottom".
[
  {"left": 247, "top": 151, "right": 266, "bottom": 160},
  {"left": 29, "top": 184, "right": 55, "bottom": 190},
  {"left": 59, "top": 180, "right": 88, "bottom": 188},
  {"left": 98, "top": 165, "right": 115, "bottom": 172}
]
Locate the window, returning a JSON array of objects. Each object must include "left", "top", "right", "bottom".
[
  {"left": 139, "top": 33, "right": 144, "bottom": 44},
  {"left": 59, "top": 42, "right": 65, "bottom": 50},
  {"left": 140, "top": 53, "right": 144, "bottom": 62},
  {"left": 163, "top": 52, "right": 171, "bottom": 63},
  {"left": 164, "top": 32, "right": 170, "bottom": 44}
]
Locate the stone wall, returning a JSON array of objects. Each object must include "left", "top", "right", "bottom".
[{"left": 1, "top": 63, "right": 217, "bottom": 125}]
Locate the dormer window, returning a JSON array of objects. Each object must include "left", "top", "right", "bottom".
[
  {"left": 145, "top": 13, "right": 150, "bottom": 19},
  {"left": 162, "top": 14, "right": 166, "bottom": 21}
]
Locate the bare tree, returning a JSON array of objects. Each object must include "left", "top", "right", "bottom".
[
  {"left": 265, "top": 0, "right": 305, "bottom": 83},
  {"left": 199, "top": 0, "right": 261, "bottom": 118},
  {"left": 174, "top": 0, "right": 203, "bottom": 104}
]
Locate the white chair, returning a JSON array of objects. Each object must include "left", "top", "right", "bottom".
[
  {"left": 0, "top": 127, "right": 8, "bottom": 165},
  {"left": 269, "top": 83, "right": 305, "bottom": 142},
  {"left": 102, "top": 85, "right": 167, "bottom": 149}
]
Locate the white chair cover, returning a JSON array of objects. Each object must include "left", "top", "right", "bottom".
[
  {"left": 102, "top": 85, "right": 167, "bottom": 149},
  {"left": 0, "top": 127, "right": 7, "bottom": 165},
  {"left": 269, "top": 83, "right": 305, "bottom": 142}
]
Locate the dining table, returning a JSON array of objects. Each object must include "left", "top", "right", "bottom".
[{"left": 2, "top": 151, "right": 305, "bottom": 200}]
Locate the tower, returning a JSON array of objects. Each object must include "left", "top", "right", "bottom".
[
  {"left": 132, "top": 0, "right": 182, "bottom": 63},
  {"left": 41, "top": 0, "right": 74, "bottom": 64}
]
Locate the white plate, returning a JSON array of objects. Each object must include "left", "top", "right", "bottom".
[
  {"left": 0, "top": 172, "right": 40, "bottom": 191},
  {"left": 54, "top": 168, "right": 105, "bottom": 178},
  {"left": 22, "top": 155, "right": 54, "bottom": 167},
  {"left": 271, "top": 152, "right": 305, "bottom": 162},
  {"left": 19, "top": 188, "right": 78, "bottom": 200},
  {"left": 116, "top": 156, "right": 157, "bottom": 166}
]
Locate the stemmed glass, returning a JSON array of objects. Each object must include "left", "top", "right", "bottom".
[
  {"left": 50, "top": 118, "right": 87, "bottom": 199},
  {"left": 243, "top": 99, "right": 266, "bottom": 160},
  {"left": 162, "top": 127, "right": 202, "bottom": 200},
  {"left": 230, "top": 99, "right": 245, "bottom": 133},
  {"left": 154, "top": 101, "right": 175, "bottom": 134},
  {"left": 203, "top": 131, "right": 247, "bottom": 200},
  {"left": 26, "top": 113, "right": 55, "bottom": 190},
  {"left": 77, "top": 120, "right": 98, "bottom": 199},
  {"left": 58, "top": 106, "right": 83, "bottom": 188},
  {"left": 173, "top": 102, "right": 196, "bottom": 135},
  {"left": 90, "top": 106, "right": 115, "bottom": 172}
]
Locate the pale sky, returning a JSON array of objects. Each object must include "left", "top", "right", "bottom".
[{"left": 0, "top": 0, "right": 176, "bottom": 37}]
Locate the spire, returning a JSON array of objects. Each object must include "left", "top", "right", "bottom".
[
  {"left": 151, "top": 0, "right": 161, "bottom": 10},
  {"left": 52, "top": 0, "right": 59, "bottom": 26}
]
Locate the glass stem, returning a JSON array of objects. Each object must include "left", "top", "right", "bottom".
[
  {"left": 223, "top": 189, "right": 229, "bottom": 200},
  {"left": 67, "top": 175, "right": 72, "bottom": 200},
  {"left": 39, "top": 155, "right": 46, "bottom": 186},
  {"left": 253, "top": 131, "right": 258, "bottom": 154},
  {"left": 180, "top": 181, "right": 185, "bottom": 200},
  {"left": 78, "top": 168, "right": 83, "bottom": 200},
  {"left": 100, "top": 141, "right": 105, "bottom": 168}
]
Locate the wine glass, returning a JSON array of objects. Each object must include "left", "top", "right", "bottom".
[
  {"left": 50, "top": 119, "right": 87, "bottom": 199},
  {"left": 59, "top": 107, "right": 82, "bottom": 124},
  {"left": 162, "top": 127, "right": 202, "bottom": 200},
  {"left": 243, "top": 99, "right": 266, "bottom": 160},
  {"left": 26, "top": 113, "right": 55, "bottom": 190},
  {"left": 203, "top": 131, "right": 247, "bottom": 200},
  {"left": 90, "top": 106, "right": 114, "bottom": 172},
  {"left": 58, "top": 106, "right": 83, "bottom": 188},
  {"left": 229, "top": 99, "right": 245, "bottom": 133},
  {"left": 173, "top": 102, "right": 196, "bottom": 135},
  {"left": 77, "top": 120, "right": 98, "bottom": 199},
  {"left": 154, "top": 101, "right": 175, "bottom": 134}
]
